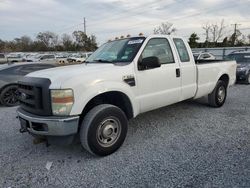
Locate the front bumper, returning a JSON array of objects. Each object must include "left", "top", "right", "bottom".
[{"left": 17, "top": 108, "right": 79, "bottom": 136}]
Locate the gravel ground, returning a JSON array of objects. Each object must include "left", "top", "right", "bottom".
[{"left": 0, "top": 85, "right": 249, "bottom": 188}]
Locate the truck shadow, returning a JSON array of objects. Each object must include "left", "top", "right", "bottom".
[{"left": 29, "top": 98, "right": 212, "bottom": 159}]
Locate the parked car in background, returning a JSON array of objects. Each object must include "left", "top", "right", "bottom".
[
  {"left": 67, "top": 52, "right": 92, "bottom": 63},
  {"left": 0, "top": 53, "right": 8, "bottom": 64},
  {"left": 24, "top": 53, "right": 39, "bottom": 62},
  {"left": 193, "top": 52, "right": 216, "bottom": 60},
  {"left": 0, "top": 63, "right": 56, "bottom": 106},
  {"left": 39, "top": 54, "right": 56, "bottom": 62},
  {"left": 6, "top": 53, "right": 25, "bottom": 63},
  {"left": 26, "top": 54, "right": 56, "bottom": 62},
  {"left": 226, "top": 51, "right": 250, "bottom": 84},
  {"left": 56, "top": 53, "right": 69, "bottom": 64}
]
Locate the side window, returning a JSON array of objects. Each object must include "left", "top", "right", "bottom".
[
  {"left": 204, "top": 54, "right": 211, "bottom": 58},
  {"left": 200, "top": 54, "right": 205, "bottom": 59},
  {"left": 141, "top": 38, "right": 175, "bottom": 64},
  {"left": 48, "top": 55, "right": 55, "bottom": 59},
  {"left": 173, "top": 38, "right": 190, "bottom": 62}
]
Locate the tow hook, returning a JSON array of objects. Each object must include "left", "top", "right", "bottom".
[{"left": 19, "top": 128, "right": 27, "bottom": 133}]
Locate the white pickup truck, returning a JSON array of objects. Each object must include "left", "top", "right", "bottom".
[{"left": 17, "top": 35, "right": 236, "bottom": 156}]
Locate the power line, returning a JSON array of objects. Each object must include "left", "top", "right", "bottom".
[
  {"left": 50, "top": 0, "right": 249, "bottom": 42},
  {"left": 88, "top": 0, "right": 173, "bottom": 25},
  {"left": 96, "top": 0, "right": 239, "bottom": 33},
  {"left": 88, "top": 0, "right": 240, "bottom": 29},
  {"left": 240, "top": 27, "right": 250, "bottom": 31},
  {"left": 91, "top": 0, "right": 244, "bottom": 36}
]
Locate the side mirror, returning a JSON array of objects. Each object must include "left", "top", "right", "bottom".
[{"left": 139, "top": 56, "right": 161, "bottom": 70}]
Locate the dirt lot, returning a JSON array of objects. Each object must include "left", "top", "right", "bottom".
[{"left": 0, "top": 85, "right": 249, "bottom": 187}]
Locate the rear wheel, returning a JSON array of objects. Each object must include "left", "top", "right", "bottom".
[
  {"left": 80, "top": 104, "right": 128, "bottom": 156},
  {"left": 208, "top": 80, "right": 227, "bottom": 107},
  {"left": 0, "top": 85, "right": 19, "bottom": 107}
]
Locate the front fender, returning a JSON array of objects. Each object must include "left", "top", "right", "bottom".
[{"left": 70, "top": 80, "right": 139, "bottom": 117}]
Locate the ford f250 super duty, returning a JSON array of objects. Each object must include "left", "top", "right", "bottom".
[{"left": 17, "top": 35, "right": 237, "bottom": 156}]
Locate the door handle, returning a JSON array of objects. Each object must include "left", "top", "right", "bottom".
[{"left": 176, "top": 68, "right": 180, "bottom": 77}]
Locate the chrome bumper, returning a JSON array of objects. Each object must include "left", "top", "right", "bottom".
[{"left": 17, "top": 108, "right": 79, "bottom": 136}]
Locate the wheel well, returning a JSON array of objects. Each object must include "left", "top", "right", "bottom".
[
  {"left": 80, "top": 91, "right": 134, "bottom": 123},
  {"left": 0, "top": 84, "right": 18, "bottom": 94},
  {"left": 219, "top": 74, "right": 229, "bottom": 87}
]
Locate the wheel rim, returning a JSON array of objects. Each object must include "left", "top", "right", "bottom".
[
  {"left": 217, "top": 86, "right": 225, "bottom": 103},
  {"left": 96, "top": 117, "right": 121, "bottom": 147},
  {"left": 2, "top": 88, "right": 19, "bottom": 106}
]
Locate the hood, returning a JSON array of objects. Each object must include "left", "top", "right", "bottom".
[{"left": 26, "top": 63, "right": 125, "bottom": 88}]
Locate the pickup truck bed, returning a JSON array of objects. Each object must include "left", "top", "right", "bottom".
[{"left": 195, "top": 60, "right": 236, "bottom": 98}]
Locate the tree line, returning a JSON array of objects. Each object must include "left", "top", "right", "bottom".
[
  {"left": 0, "top": 31, "right": 98, "bottom": 52},
  {"left": 1, "top": 20, "right": 250, "bottom": 52},
  {"left": 154, "top": 20, "right": 250, "bottom": 48}
]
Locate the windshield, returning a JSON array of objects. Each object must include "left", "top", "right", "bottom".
[
  {"left": 226, "top": 53, "right": 250, "bottom": 64},
  {"left": 86, "top": 37, "right": 145, "bottom": 63}
]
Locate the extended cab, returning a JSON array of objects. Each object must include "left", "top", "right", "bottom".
[{"left": 17, "top": 35, "right": 236, "bottom": 156}]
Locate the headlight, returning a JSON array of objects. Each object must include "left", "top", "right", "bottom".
[{"left": 51, "top": 89, "right": 74, "bottom": 116}]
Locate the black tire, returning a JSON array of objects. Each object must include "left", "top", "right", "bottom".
[
  {"left": 208, "top": 80, "right": 227, "bottom": 108},
  {"left": 245, "top": 73, "right": 250, "bottom": 85},
  {"left": 0, "top": 85, "right": 19, "bottom": 107},
  {"left": 80, "top": 104, "right": 128, "bottom": 156}
]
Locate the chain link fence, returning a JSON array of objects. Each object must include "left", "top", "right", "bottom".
[{"left": 192, "top": 46, "right": 250, "bottom": 60}]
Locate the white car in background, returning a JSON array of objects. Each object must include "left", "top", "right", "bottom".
[
  {"left": 56, "top": 53, "right": 70, "bottom": 64},
  {"left": 193, "top": 52, "right": 216, "bottom": 60},
  {"left": 0, "top": 53, "right": 8, "bottom": 64},
  {"left": 6, "top": 53, "right": 25, "bottom": 63},
  {"left": 24, "top": 53, "right": 39, "bottom": 62},
  {"left": 26, "top": 54, "right": 56, "bottom": 62},
  {"left": 67, "top": 52, "right": 93, "bottom": 63}
]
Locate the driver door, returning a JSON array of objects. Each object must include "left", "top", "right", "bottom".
[{"left": 135, "top": 37, "right": 182, "bottom": 113}]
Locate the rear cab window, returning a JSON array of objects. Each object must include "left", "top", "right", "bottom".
[{"left": 173, "top": 38, "right": 190, "bottom": 62}]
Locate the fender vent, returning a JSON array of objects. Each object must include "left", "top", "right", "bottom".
[{"left": 123, "top": 75, "right": 136, "bottom": 87}]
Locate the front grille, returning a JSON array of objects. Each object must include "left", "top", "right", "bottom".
[
  {"left": 18, "top": 77, "right": 52, "bottom": 116},
  {"left": 19, "top": 84, "right": 41, "bottom": 109}
]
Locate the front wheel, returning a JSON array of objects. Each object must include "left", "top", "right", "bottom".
[
  {"left": 80, "top": 104, "right": 128, "bottom": 156},
  {"left": 0, "top": 85, "right": 19, "bottom": 107},
  {"left": 208, "top": 80, "right": 227, "bottom": 107}
]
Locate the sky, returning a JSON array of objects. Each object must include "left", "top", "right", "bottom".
[{"left": 0, "top": 0, "right": 250, "bottom": 45}]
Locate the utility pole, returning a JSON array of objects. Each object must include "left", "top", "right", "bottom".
[
  {"left": 231, "top": 23, "right": 241, "bottom": 46},
  {"left": 84, "top": 17, "right": 86, "bottom": 34}
]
